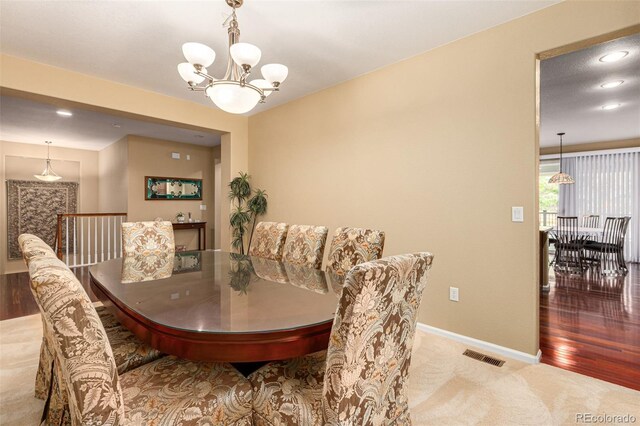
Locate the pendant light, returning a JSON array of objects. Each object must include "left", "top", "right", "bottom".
[
  {"left": 34, "top": 141, "right": 62, "bottom": 182},
  {"left": 548, "top": 132, "right": 574, "bottom": 184}
]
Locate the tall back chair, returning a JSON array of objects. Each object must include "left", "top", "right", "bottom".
[
  {"left": 248, "top": 222, "right": 289, "bottom": 261},
  {"left": 581, "top": 215, "right": 600, "bottom": 228},
  {"left": 282, "top": 224, "right": 329, "bottom": 269},
  {"left": 326, "top": 227, "right": 385, "bottom": 276},
  {"left": 586, "top": 216, "right": 630, "bottom": 275},
  {"left": 122, "top": 221, "right": 175, "bottom": 256},
  {"left": 27, "top": 255, "right": 126, "bottom": 424},
  {"left": 249, "top": 252, "right": 433, "bottom": 425},
  {"left": 553, "top": 216, "right": 583, "bottom": 272}
]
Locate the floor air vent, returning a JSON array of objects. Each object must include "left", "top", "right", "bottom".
[{"left": 462, "top": 349, "right": 505, "bottom": 367}]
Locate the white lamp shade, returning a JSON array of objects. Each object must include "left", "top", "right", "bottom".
[
  {"left": 249, "top": 79, "right": 272, "bottom": 96},
  {"left": 206, "top": 84, "right": 261, "bottom": 114},
  {"left": 34, "top": 173, "right": 62, "bottom": 182},
  {"left": 261, "top": 64, "right": 288, "bottom": 85},
  {"left": 177, "top": 63, "right": 206, "bottom": 84},
  {"left": 182, "top": 42, "right": 216, "bottom": 67},
  {"left": 230, "top": 43, "right": 262, "bottom": 68}
]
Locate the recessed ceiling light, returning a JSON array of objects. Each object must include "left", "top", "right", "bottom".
[
  {"left": 600, "top": 80, "right": 624, "bottom": 89},
  {"left": 112, "top": 123, "right": 121, "bottom": 128},
  {"left": 602, "top": 103, "right": 621, "bottom": 110},
  {"left": 56, "top": 110, "right": 73, "bottom": 117},
  {"left": 599, "top": 51, "right": 628, "bottom": 62}
]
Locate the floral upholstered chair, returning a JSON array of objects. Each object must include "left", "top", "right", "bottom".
[
  {"left": 122, "top": 220, "right": 175, "bottom": 256},
  {"left": 327, "top": 227, "right": 386, "bottom": 276},
  {"left": 249, "top": 252, "right": 434, "bottom": 425},
  {"left": 18, "top": 234, "right": 163, "bottom": 411},
  {"left": 281, "top": 224, "right": 329, "bottom": 269},
  {"left": 27, "top": 253, "right": 252, "bottom": 425},
  {"left": 248, "top": 221, "right": 289, "bottom": 261}
]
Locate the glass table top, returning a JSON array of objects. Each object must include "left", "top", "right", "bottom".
[{"left": 89, "top": 251, "right": 343, "bottom": 334}]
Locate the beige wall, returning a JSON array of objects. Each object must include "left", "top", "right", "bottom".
[
  {"left": 0, "top": 54, "right": 249, "bottom": 250},
  {"left": 248, "top": 2, "right": 640, "bottom": 355},
  {"left": 1, "top": 140, "right": 99, "bottom": 273},
  {"left": 126, "top": 136, "right": 216, "bottom": 250},
  {"left": 98, "top": 136, "right": 128, "bottom": 213},
  {"left": 540, "top": 137, "right": 640, "bottom": 155}
]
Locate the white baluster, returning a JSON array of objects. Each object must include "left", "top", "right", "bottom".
[
  {"left": 73, "top": 217, "right": 77, "bottom": 267},
  {"left": 65, "top": 216, "right": 69, "bottom": 266},
  {"left": 101, "top": 217, "right": 104, "bottom": 262},
  {"left": 94, "top": 217, "right": 98, "bottom": 265},
  {"left": 88, "top": 216, "right": 91, "bottom": 265}
]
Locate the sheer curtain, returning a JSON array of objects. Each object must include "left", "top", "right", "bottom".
[{"left": 559, "top": 150, "right": 639, "bottom": 262}]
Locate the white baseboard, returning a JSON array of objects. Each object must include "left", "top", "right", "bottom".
[{"left": 416, "top": 323, "right": 542, "bottom": 364}]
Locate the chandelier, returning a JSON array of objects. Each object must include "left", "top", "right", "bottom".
[
  {"left": 177, "top": 0, "right": 288, "bottom": 114},
  {"left": 34, "top": 141, "right": 62, "bottom": 182},
  {"left": 548, "top": 132, "right": 575, "bottom": 184}
]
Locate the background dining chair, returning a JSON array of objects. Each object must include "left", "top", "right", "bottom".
[
  {"left": 281, "top": 224, "right": 329, "bottom": 269},
  {"left": 553, "top": 216, "right": 584, "bottom": 273},
  {"left": 248, "top": 221, "right": 289, "bottom": 260},
  {"left": 249, "top": 252, "right": 433, "bottom": 426},
  {"left": 326, "top": 227, "right": 385, "bottom": 276},
  {"left": 581, "top": 215, "right": 600, "bottom": 228},
  {"left": 18, "top": 234, "right": 163, "bottom": 406},
  {"left": 27, "top": 252, "right": 252, "bottom": 425},
  {"left": 583, "top": 216, "right": 630, "bottom": 276},
  {"left": 121, "top": 220, "right": 175, "bottom": 256}
]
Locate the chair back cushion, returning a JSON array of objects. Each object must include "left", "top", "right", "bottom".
[
  {"left": 18, "top": 233, "right": 57, "bottom": 266},
  {"left": 122, "top": 221, "right": 175, "bottom": 256},
  {"left": 27, "top": 255, "right": 125, "bottom": 424},
  {"left": 282, "top": 224, "right": 329, "bottom": 269},
  {"left": 323, "top": 252, "right": 433, "bottom": 424},
  {"left": 327, "top": 227, "right": 385, "bottom": 276},
  {"left": 248, "top": 222, "right": 289, "bottom": 260}
]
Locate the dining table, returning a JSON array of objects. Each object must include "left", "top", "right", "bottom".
[{"left": 89, "top": 250, "right": 343, "bottom": 363}]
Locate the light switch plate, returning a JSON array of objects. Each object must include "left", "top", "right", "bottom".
[
  {"left": 449, "top": 287, "right": 459, "bottom": 302},
  {"left": 200, "top": 204, "right": 206, "bottom": 211},
  {"left": 171, "top": 152, "right": 180, "bottom": 160},
  {"left": 512, "top": 206, "right": 524, "bottom": 222},
  {"left": 186, "top": 155, "right": 191, "bottom": 160}
]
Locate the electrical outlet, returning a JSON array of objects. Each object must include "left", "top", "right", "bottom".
[
  {"left": 200, "top": 204, "right": 206, "bottom": 211},
  {"left": 449, "top": 286, "right": 459, "bottom": 302},
  {"left": 186, "top": 155, "right": 191, "bottom": 160}
]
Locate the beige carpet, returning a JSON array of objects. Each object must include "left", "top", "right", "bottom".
[{"left": 1, "top": 314, "right": 638, "bottom": 425}]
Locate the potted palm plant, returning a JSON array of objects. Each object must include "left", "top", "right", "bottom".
[{"left": 228, "top": 172, "right": 268, "bottom": 255}]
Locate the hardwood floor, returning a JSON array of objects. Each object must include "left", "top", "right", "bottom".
[
  {"left": 540, "top": 262, "right": 640, "bottom": 391},
  {"left": 0, "top": 266, "right": 96, "bottom": 321}
]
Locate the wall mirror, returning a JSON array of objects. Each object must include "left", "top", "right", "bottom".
[{"left": 145, "top": 176, "right": 202, "bottom": 200}]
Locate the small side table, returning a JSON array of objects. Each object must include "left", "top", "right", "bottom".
[{"left": 172, "top": 221, "right": 207, "bottom": 251}]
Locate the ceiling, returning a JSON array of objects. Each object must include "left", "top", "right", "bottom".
[
  {"left": 0, "top": 0, "right": 559, "bottom": 117},
  {"left": 540, "top": 33, "right": 640, "bottom": 148},
  {"left": 0, "top": 95, "right": 221, "bottom": 150}
]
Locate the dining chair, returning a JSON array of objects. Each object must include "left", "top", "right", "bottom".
[
  {"left": 26, "top": 252, "right": 252, "bottom": 425},
  {"left": 583, "top": 216, "right": 630, "bottom": 276},
  {"left": 282, "top": 224, "right": 329, "bottom": 269},
  {"left": 581, "top": 215, "right": 600, "bottom": 228},
  {"left": 18, "top": 234, "right": 163, "bottom": 406},
  {"left": 249, "top": 252, "right": 434, "bottom": 425},
  {"left": 121, "top": 220, "right": 175, "bottom": 256},
  {"left": 326, "top": 227, "right": 386, "bottom": 276},
  {"left": 248, "top": 221, "right": 289, "bottom": 261},
  {"left": 552, "top": 216, "right": 584, "bottom": 273}
]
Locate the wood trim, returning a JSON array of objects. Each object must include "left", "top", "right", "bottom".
[
  {"left": 56, "top": 213, "right": 127, "bottom": 217},
  {"left": 537, "top": 24, "right": 640, "bottom": 61},
  {"left": 540, "top": 138, "right": 640, "bottom": 156},
  {"left": 90, "top": 275, "right": 333, "bottom": 363}
]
